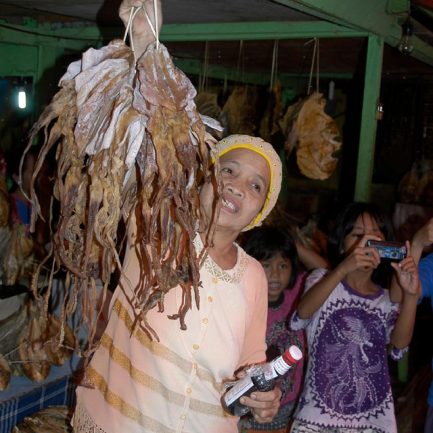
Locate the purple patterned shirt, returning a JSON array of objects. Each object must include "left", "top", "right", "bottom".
[{"left": 290, "top": 268, "right": 403, "bottom": 433}]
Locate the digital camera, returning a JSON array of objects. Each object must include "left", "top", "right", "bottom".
[{"left": 365, "top": 240, "right": 407, "bottom": 262}]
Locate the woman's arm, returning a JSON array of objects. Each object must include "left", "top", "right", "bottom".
[
  {"left": 119, "top": 0, "right": 162, "bottom": 58},
  {"left": 390, "top": 218, "right": 433, "bottom": 303},
  {"left": 412, "top": 217, "right": 433, "bottom": 264}
]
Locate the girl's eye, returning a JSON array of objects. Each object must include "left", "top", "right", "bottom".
[
  {"left": 280, "top": 263, "right": 288, "bottom": 269},
  {"left": 261, "top": 262, "right": 270, "bottom": 269},
  {"left": 221, "top": 167, "right": 233, "bottom": 174},
  {"left": 252, "top": 183, "right": 261, "bottom": 193}
]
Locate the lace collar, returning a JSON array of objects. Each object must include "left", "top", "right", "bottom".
[{"left": 194, "top": 234, "right": 248, "bottom": 285}]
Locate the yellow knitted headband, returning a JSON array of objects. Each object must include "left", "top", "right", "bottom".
[{"left": 215, "top": 135, "right": 282, "bottom": 231}]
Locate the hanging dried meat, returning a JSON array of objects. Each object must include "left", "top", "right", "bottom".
[
  {"left": 195, "top": 91, "right": 221, "bottom": 121},
  {"left": 25, "top": 17, "right": 214, "bottom": 347},
  {"left": 222, "top": 85, "right": 259, "bottom": 135},
  {"left": 259, "top": 82, "right": 283, "bottom": 142},
  {"left": 280, "top": 92, "right": 341, "bottom": 180}
]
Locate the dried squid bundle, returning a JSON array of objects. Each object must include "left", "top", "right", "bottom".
[
  {"left": 259, "top": 82, "right": 283, "bottom": 142},
  {"left": 27, "top": 32, "right": 213, "bottom": 345},
  {"left": 222, "top": 85, "right": 259, "bottom": 135},
  {"left": 195, "top": 91, "right": 222, "bottom": 122},
  {"left": 12, "top": 406, "right": 72, "bottom": 433},
  {"left": 280, "top": 92, "right": 341, "bottom": 180},
  {"left": 18, "top": 301, "right": 51, "bottom": 382},
  {"left": 133, "top": 42, "right": 211, "bottom": 336}
]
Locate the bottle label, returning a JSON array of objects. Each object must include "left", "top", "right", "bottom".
[
  {"left": 223, "top": 375, "right": 254, "bottom": 406},
  {"left": 271, "top": 357, "right": 292, "bottom": 376}
]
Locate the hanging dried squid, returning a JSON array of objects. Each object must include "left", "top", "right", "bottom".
[
  {"left": 280, "top": 92, "right": 342, "bottom": 180},
  {"left": 25, "top": 8, "right": 215, "bottom": 347}
]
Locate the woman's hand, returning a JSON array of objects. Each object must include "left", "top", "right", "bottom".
[
  {"left": 119, "top": 0, "right": 162, "bottom": 57},
  {"left": 240, "top": 387, "right": 282, "bottom": 423},
  {"left": 391, "top": 241, "right": 421, "bottom": 298}
]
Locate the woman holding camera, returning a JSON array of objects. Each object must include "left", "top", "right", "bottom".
[{"left": 289, "top": 202, "right": 420, "bottom": 433}]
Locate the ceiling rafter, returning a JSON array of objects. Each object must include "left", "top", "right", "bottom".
[{"left": 271, "top": 0, "right": 433, "bottom": 67}]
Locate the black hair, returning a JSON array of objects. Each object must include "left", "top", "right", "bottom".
[
  {"left": 327, "top": 202, "right": 395, "bottom": 285},
  {"left": 242, "top": 226, "right": 299, "bottom": 287}
]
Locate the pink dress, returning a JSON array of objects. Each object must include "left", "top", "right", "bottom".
[{"left": 73, "top": 231, "right": 269, "bottom": 433}]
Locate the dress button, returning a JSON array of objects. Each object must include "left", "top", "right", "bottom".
[
  {"left": 208, "top": 296, "right": 213, "bottom": 302},
  {"left": 202, "top": 318, "right": 208, "bottom": 324},
  {"left": 186, "top": 387, "right": 192, "bottom": 394},
  {"left": 192, "top": 363, "right": 198, "bottom": 370},
  {"left": 180, "top": 414, "right": 186, "bottom": 420},
  {"left": 193, "top": 344, "right": 200, "bottom": 350},
  {"left": 212, "top": 277, "right": 218, "bottom": 284}
]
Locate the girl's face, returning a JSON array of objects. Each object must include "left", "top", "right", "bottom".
[
  {"left": 261, "top": 252, "right": 292, "bottom": 302},
  {"left": 200, "top": 148, "right": 270, "bottom": 233},
  {"left": 343, "top": 212, "right": 385, "bottom": 255}
]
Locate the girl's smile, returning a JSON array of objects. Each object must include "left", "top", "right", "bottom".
[{"left": 261, "top": 252, "right": 293, "bottom": 302}]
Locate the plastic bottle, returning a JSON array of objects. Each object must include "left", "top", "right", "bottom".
[{"left": 222, "top": 345, "right": 303, "bottom": 416}]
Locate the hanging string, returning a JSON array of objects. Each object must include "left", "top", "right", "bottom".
[
  {"left": 199, "top": 41, "right": 210, "bottom": 93},
  {"left": 306, "top": 37, "right": 318, "bottom": 95},
  {"left": 316, "top": 39, "right": 320, "bottom": 93},
  {"left": 153, "top": 0, "right": 159, "bottom": 50},
  {"left": 143, "top": 7, "right": 158, "bottom": 46},
  {"left": 123, "top": 6, "right": 141, "bottom": 56},
  {"left": 269, "top": 40, "right": 279, "bottom": 91},
  {"left": 123, "top": 2, "right": 160, "bottom": 61},
  {"left": 236, "top": 40, "right": 244, "bottom": 82}
]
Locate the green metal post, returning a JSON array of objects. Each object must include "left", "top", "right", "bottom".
[{"left": 354, "top": 34, "right": 384, "bottom": 202}]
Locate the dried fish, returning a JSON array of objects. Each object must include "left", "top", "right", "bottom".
[
  {"left": 13, "top": 406, "right": 72, "bottom": 433},
  {"left": 259, "top": 82, "right": 282, "bottom": 142},
  {"left": 222, "top": 85, "right": 259, "bottom": 135},
  {"left": 26, "top": 29, "right": 213, "bottom": 347},
  {"left": 280, "top": 92, "right": 341, "bottom": 180}
]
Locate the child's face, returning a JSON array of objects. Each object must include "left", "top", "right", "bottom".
[
  {"left": 200, "top": 148, "right": 270, "bottom": 233},
  {"left": 343, "top": 212, "right": 385, "bottom": 255},
  {"left": 261, "top": 251, "right": 292, "bottom": 302}
]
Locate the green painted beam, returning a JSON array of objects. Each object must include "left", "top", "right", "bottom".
[
  {"left": 386, "top": 0, "right": 410, "bottom": 14},
  {"left": 0, "top": 43, "right": 38, "bottom": 76},
  {"left": 0, "top": 20, "right": 367, "bottom": 47},
  {"left": 161, "top": 21, "right": 367, "bottom": 41},
  {"left": 0, "top": 22, "right": 105, "bottom": 49},
  {"left": 355, "top": 35, "right": 384, "bottom": 202},
  {"left": 272, "top": 0, "right": 401, "bottom": 35},
  {"left": 272, "top": 0, "right": 433, "bottom": 67}
]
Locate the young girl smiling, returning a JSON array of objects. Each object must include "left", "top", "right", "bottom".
[{"left": 290, "top": 202, "right": 420, "bottom": 433}]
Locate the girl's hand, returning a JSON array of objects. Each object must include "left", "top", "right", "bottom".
[
  {"left": 240, "top": 387, "right": 282, "bottom": 423},
  {"left": 391, "top": 241, "right": 421, "bottom": 297},
  {"left": 337, "top": 235, "right": 381, "bottom": 277}
]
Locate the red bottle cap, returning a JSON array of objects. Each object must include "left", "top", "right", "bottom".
[{"left": 282, "top": 345, "right": 303, "bottom": 365}]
